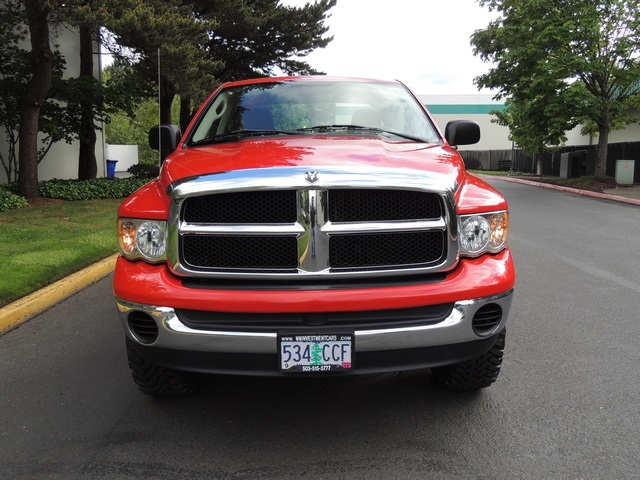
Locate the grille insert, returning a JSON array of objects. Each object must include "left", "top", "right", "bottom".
[
  {"left": 182, "top": 235, "right": 298, "bottom": 271},
  {"left": 330, "top": 232, "right": 444, "bottom": 270},
  {"left": 183, "top": 191, "right": 297, "bottom": 224},
  {"left": 329, "top": 189, "right": 442, "bottom": 222}
]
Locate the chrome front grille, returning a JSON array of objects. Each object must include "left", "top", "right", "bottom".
[{"left": 167, "top": 167, "right": 459, "bottom": 279}]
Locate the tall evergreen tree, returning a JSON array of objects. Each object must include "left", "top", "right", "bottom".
[{"left": 176, "top": 0, "right": 336, "bottom": 130}]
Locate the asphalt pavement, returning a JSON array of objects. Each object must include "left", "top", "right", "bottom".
[
  {"left": 0, "top": 177, "right": 639, "bottom": 336},
  {"left": 2, "top": 178, "right": 639, "bottom": 478}
]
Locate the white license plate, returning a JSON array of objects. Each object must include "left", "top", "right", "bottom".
[{"left": 279, "top": 334, "right": 353, "bottom": 372}]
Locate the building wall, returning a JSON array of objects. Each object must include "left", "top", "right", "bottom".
[
  {"left": 564, "top": 109, "right": 640, "bottom": 146},
  {"left": 420, "top": 94, "right": 512, "bottom": 151},
  {"left": 105, "top": 144, "right": 138, "bottom": 174},
  {"left": 0, "top": 24, "right": 105, "bottom": 185}
]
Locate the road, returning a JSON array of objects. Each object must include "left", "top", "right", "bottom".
[{"left": 1, "top": 180, "right": 639, "bottom": 479}]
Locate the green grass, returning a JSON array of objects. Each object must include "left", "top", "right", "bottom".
[{"left": 0, "top": 199, "right": 121, "bottom": 307}]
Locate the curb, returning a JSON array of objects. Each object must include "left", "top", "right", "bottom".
[
  {"left": 480, "top": 175, "right": 640, "bottom": 206},
  {"left": 0, "top": 254, "right": 119, "bottom": 335}
]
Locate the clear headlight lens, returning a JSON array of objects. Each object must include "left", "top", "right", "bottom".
[
  {"left": 459, "top": 212, "right": 508, "bottom": 257},
  {"left": 118, "top": 218, "right": 167, "bottom": 262}
]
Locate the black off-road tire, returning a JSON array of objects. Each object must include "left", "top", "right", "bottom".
[
  {"left": 432, "top": 330, "right": 506, "bottom": 390},
  {"left": 126, "top": 337, "right": 199, "bottom": 396}
]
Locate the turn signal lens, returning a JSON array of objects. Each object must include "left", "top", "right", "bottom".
[
  {"left": 118, "top": 220, "right": 137, "bottom": 255},
  {"left": 489, "top": 213, "right": 508, "bottom": 249}
]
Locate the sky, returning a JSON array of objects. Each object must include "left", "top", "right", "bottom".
[{"left": 280, "top": 0, "right": 498, "bottom": 95}]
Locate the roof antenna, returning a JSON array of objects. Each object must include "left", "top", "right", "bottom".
[{"left": 157, "top": 48, "right": 161, "bottom": 166}]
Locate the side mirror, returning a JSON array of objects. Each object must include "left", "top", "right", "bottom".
[
  {"left": 149, "top": 124, "right": 181, "bottom": 152},
  {"left": 444, "top": 120, "right": 480, "bottom": 146}
]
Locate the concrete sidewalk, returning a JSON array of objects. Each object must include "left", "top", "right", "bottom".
[
  {"left": 1, "top": 178, "right": 638, "bottom": 335},
  {"left": 483, "top": 175, "right": 640, "bottom": 207}
]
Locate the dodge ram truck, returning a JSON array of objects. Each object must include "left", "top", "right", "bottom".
[{"left": 114, "top": 76, "right": 515, "bottom": 396}]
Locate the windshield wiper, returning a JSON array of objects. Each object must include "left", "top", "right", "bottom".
[
  {"left": 374, "top": 130, "right": 427, "bottom": 143},
  {"left": 296, "top": 125, "right": 426, "bottom": 142},
  {"left": 296, "top": 124, "right": 371, "bottom": 133},
  {"left": 190, "top": 129, "right": 302, "bottom": 146}
]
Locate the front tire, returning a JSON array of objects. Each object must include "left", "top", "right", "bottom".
[
  {"left": 432, "top": 330, "right": 506, "bottom": 390},
  {"left": 126, "top": 337, "right": 199, "bottom": 396}
]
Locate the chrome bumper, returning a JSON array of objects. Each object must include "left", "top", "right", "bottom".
[{"left": 116, "top": 290, "right": 513, "bottom": 354}]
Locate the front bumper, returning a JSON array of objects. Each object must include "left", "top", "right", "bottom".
[
  {"left": 114, "top": 250, "right": 515, "bottom": 376},
  {"left": 117, "top": 291, "right": 513, "bottom": 376}
]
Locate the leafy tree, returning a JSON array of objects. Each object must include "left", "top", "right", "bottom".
[
  {"left": 104, "top": 63, "right": 180, "bottom": 166},
  {"left": 0, "top": 13, "right": 72, "bottom": 185},
  {"left": 100, "top": 1, "right": 220, "bottom": 127},
  {"left": 472, "top": 0, "right": 640, "bottom": 177},
  {"left": 0, "top": 42, "right": 27, "bottom": 184},
  {"left": 2, "top": 1, "right": 113, "bottom": 191},
  {"left": 491, "top": 81, "right": 583, "bottom": 173}
]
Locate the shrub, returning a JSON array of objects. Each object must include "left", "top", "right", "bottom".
[
  {"left": 38, "top": 178, "right": 151, "bottom": 201},
  {"left": 0, "top": 187, "right": 28, "bottom": 212},
  {"left": 128, "top": 164, "right": 160, "bottom": 179}
]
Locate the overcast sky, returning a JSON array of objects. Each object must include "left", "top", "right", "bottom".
[{"left": 281, "top": 0, "right": 498, "bottom": 95}]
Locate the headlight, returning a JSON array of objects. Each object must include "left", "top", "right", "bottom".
[
  {"left": 459, "top": 212, "right": 508, "bottom": 257},
  {"left": 118, "top": 218, "right": 167, "bottom": 262}
]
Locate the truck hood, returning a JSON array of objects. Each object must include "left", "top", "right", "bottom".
[
  {"left": 119, "top": 135, "right": 507, "bottom": 219},
  {"left": 160, "top": 136, "right": 465, "bottom": 189}
]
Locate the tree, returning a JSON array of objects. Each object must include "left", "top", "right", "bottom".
[
  {"left": 491, "top": 81, "right": 583, "bottom": 174},
  {"left": 77, "top": 23, "right": 97, "bottom": 180},
  {"left": 0, "top": 43, "right": 27, "bottom": 184},
  {"left": 101, "top": 1, "right": 220, "bottom": 126},
  {"left": 472, "top": 0, "right": 640, "bottom": 177},
  {"left": 0, "top": 12, "right": 103, "bottom": 185},
  {"left": 178, "top": 0, "right": 336, "bottom": 131},
  {"left": 2, "top": 1, "right": 104, "bottom": 191},
  {"left": 103, "top": 62, "right": 180, "bottom": 166},
  {"left": 102, "top": 1, "right": 336, "bottom": 134},
  {"left": 15, "top": 0, "right": 54, "bottom": 198},
  {"left": 199, "top": 0, "right": 336, "bottom": 81}
]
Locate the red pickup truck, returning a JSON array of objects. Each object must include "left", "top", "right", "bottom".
[{"left": 114, "top": 76, "right": 515, "bottom": 396}]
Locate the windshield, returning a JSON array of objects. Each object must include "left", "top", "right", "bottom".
[{"left": 187, "top": 79, "right": 441, "bottom": 145}]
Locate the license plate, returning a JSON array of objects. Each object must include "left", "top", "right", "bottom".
[{"left": 278, "top": 334, "right": 353, "bottom": 372}]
